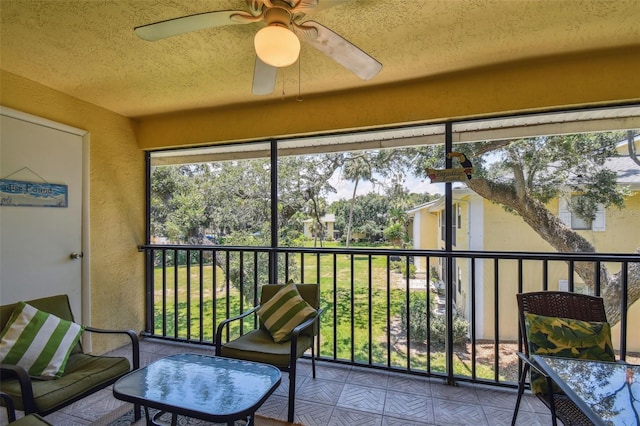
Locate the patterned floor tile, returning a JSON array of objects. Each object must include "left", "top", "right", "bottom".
[
  {"left": 387, "top": 374, "right": 432, "bottom": 396},
  {"left": 327, "top": 407, "right": 383, "bottom": 426},
  {"left": 315, "top": 363, "right": 353, "bottom": 383},
  {"left": 484, "top": 405, "right": 554, "bottom": 426},
  {"left": 431, "top": 382, "right": 480, "bottom": 403},
  {"left": 295, "top": 359, "right": 314, "bottom": 377},
  {"left": 296, "top": 378, "right": 345, "bottom": 405},
  {"left": 522, "top": 393, "right": 552, "bottom": 414},
  {"left": 347, "top": 369, "right": 389, "bottom": 389},
  {"left": 272, "top": 377, "right": 289, "bottom": 398},
  {"left": 381, "top": 415, "right": 435, "bottom": 426},
  {"left": 433, "top": 398, "right": 488, "bottom": 426},
  {"left": 292, "top": 400, "right": 334, "bottom": 426},
  {"left": 383, "top": 390, "right": 434, "bottom": 424},
  {"left": 44, "top": 339, "right": 556, "bottom": 426},
  {"left": 474, "top": 386, "right": 518, "bottom": 409},
  {"left": 384, "top": 391, "right": 434, "bottom": 423},
  {"left": 58, "top": 388, "right": 128, "bottom": 422},
  {"left": 256, "top": 394, "right": 287, "bottom": 419},
  {"left": 273, "top": 372, "right": 309, "bottom": 398},
  {"left": 43, "top": 411, "right": 92, "bottom": 425},
  {"left": 337, "top": 383, "right": 387, "bottom": 414}
]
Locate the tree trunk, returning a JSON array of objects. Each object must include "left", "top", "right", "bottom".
[
  {"left": 467, "top": 177, "right": 640, "bottom": 326},
  {"left": 345, "top": 178, "right": 359, "bottom": 248}
]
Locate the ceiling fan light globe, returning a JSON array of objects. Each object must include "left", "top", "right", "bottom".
[{"left": 254, "top": 25, "right": 300, "bottom": 67}]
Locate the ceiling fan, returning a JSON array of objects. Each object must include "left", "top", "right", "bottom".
[{"left": 134, "top": 0, "right": 383, "bottom": 95}]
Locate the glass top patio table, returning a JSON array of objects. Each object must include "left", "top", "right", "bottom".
[
  {"left": 533, "top": 355, "right": 640, "bottom": 426},
  {"left": 113, "top": 353, "right": 281, "bottom": 426}
]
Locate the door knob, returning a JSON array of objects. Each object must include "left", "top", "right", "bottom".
[{"left": 70, "top": 252, "right": 84, "bottom": 260}]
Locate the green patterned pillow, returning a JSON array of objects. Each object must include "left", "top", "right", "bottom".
[
  {"left": 524, "top": 312, "right": 615, "bottom": 394},
  {"left": 257, "top": 283, "right": 317, "bottom": 343},
  {"left": 0, "top": 302, "right": 84, "bottom": 379}
]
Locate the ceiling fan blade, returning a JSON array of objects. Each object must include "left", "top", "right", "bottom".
[
  {"left": 291, "top": 0, "right": 319, "bottom": 14},
  {"left": 252, "top": 57, "right": 278, "bottom": 95},
  {"left": 134, "top": 10, "right": 257, "bottom": 41},
  {"left": 295, "top": 21, "right": 382, "bottom": 80},
  {"left": 291, "top": 0, "right": 349, "bottom": 19}
]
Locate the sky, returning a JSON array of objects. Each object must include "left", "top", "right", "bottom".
[{"left": 327, "top": 172, "right": 445, "bottom": 204}]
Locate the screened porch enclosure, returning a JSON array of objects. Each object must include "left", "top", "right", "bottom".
[{"left": 142, "top": 105, "right": 640, "bottom": 389}]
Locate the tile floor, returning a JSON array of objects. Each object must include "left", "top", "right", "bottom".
[{"left": 4, "top": 338, "right": 555, "bottom": 426}]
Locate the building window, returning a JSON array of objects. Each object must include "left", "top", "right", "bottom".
[
  {"left": 571, "top": 210, "right": 591, "bottom": 230},
  {"left": 559, "top": 196, "right": 606, "bottom": 231}
]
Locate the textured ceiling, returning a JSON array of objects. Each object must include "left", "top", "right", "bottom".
[{"left": 1, "top": 0, "right": 639, "bottom": 118}]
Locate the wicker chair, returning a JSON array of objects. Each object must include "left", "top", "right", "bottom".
[{"left": 511, "top": 291, "right": 609, "bottom": 426}]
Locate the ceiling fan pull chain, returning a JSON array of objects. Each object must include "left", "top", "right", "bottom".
[{"left": 281, "top": 71, "right": 286, "bottom": 100}]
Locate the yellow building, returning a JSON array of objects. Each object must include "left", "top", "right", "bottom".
[
  {"left": 408, "top": 154, "right": 640, "bottom": 351},
  {"left": 302, "top": 214, "right": 337, "bottom": 240}
]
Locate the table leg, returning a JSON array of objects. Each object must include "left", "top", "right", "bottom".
[
  {"left": 149, "top": 409, "right": 178, "bottom": 426},
  {"left": 143, "top": 406, "right": 154, "bottom": 426}
]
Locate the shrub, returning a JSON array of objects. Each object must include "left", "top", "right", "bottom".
[
  {"left": 400, "top": 292, "right": 434, "bottom": 342},
  {"left": 429, "top": 315, "right": 469, "bottom": 345},
  {"left": 400, "top": 292, "right": 469, "bottom": 345},
  {"left": 429, "top": 266, "right": 440, "bottom": 282},
  {"left": 390, "top": 260, "right": 417, "bottom": 279}
]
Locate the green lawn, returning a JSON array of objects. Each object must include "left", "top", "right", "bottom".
[{"left": 151, "top": 246, "right": 499, "bottom": 380}]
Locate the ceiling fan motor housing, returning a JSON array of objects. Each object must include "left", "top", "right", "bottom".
[{"left": 262, "top": 2, "right": 294, "bottom": 28}]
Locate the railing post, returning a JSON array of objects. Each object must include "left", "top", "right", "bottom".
[
  {"left": 143, "top": 152, "right": 154, "bottom": 334},
  {"left": 144, "top": 248, "right": 154, "bottom": 334},
  {"left": 444, "top": 121, "right": 455, "bottom": 386},
  {"left": 269, "top": 139, "right": 278, "bottom": 283}
]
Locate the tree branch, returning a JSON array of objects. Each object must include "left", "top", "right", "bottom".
[{"left": 467, "top": 177, "right": 639, "bottom": 326}]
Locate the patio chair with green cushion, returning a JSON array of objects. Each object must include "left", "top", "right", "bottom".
[
  {"left": 215, "top": 283, "right": 323, "bottom": 423},
  {"left": 511, "top": 291, "right": 614, "bottom": 426},
  {"left": 0, "top": 294, "right": 141, "bottom": 421},
  {"left": 1, "top": 392, "right": 52, "bottom": 425}
]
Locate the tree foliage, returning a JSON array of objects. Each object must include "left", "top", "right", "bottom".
[
  {"left": 409, "top": 132, "right": 638, "bottom": 325},
  {"left": 150, "top": 131, "right": 638, "bottom": 324}
]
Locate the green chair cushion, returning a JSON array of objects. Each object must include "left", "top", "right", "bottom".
[
  {"left": 524, "top": 312, "right": 615, "bottom": 394},
  {"left": 1, "top": 352, "right": 130, "bottom": 412},
  {"left": 220, "top": 329, "right": 313, "bottom": 369},
  {"left": 0, "top": 302, "right": 83, "bottom": 379},
  {"left": 257, "top": 283, "right": 317, "bottom": 343},
  {"left": 10, "top": 414, "right": 52, "bottom": 426}
]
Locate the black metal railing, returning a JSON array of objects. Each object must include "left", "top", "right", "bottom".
[{"left": 139, "top": 244, "right": 638, "bottom": 388}]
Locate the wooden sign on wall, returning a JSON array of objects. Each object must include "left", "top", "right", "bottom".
[{"left": 0, "top": 179, "right": 68, "bottom": 207}]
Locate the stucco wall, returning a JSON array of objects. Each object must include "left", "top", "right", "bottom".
[
  {"left": 0, "top": 70, "right": 145, "bottom": 354},
  {"left": 135, "top": 46, "right": 640, "bottom": 150},
  {"left": 413, "top": 209, "right": 438, "bottom": 273},
  {"left": 580, "top": 192, "right": 640, "bottom": 253},
  {"left": 479, "top": 195, "right": 640, "bottom": 351},
  {"left": 414, "top": 193, "right": 639, "bottom": 351}
]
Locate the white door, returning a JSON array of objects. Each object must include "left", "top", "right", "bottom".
[{"left": 0, "top": 107, "right": 87, "bottom": 323}]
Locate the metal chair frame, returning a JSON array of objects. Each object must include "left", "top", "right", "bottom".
[
  {"left": 511, "top": 291, "right": 607, "bottom": 426},
  {"left": 215, "top": 283, "right": 322, "bottom": 423}
]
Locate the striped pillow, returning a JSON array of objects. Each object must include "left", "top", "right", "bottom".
[
  {"left": 0, "top": 302, "right": 83, "bottom": 379},
  {"left": 257, "top": 283, "right": 317, "bottom": 343}
]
